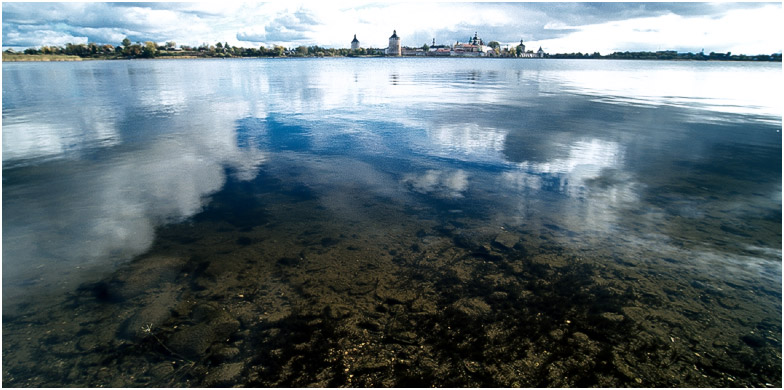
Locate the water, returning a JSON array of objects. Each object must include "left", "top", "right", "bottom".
[{"left": 2, "top": 58, "right": 781, "bottom": 387}]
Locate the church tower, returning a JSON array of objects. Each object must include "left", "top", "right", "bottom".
[
  {"left": 351, "top": 34, "right": 360, "bottom": 50},
  {"left": 386, "top": 30, "right": 401, "bottom": 56}
]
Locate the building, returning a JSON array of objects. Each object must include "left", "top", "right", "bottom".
[
  {"left": 373, "top": 30, "right": 543, "bottom": 59},
  {"left": 401, "top": 47, "right": 426, "bottom": 56},
  {"left": 470, "top": 32, "right": 484, "bottom": 46},
  {"left": 351, "top": 34, "right": 360, "bottom": 50},
  {"left": 386, "top": 30, "right": 401, "bottom": 56},
  {"left": 450, "top": 33, "right": 489, "bottom": 57}
]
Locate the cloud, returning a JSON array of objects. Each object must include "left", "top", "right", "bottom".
[
  {"left": 237, "top": 8, "right": 322, "bottom": 43},
  {"left": 403, "top": 169, "right": 469, "bottom": 198},
  {"left": 71, "top": 27, "right": 128, "bottom": 45},
  {"left": 2, "top": 62, "right": 266, "bottom": 294},
  {"left": 3, "top": 28, "right": 88, "bottom": 47},
  {"left": 2, "top": 2, "right": 781, "bottom": 54},
  {"left": 530, "top": 4, "right": 783, "bottom": 54}
]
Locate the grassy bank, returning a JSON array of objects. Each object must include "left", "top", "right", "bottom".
[{"left": 3, "top": 53, "right": 87, "bottom": 62}]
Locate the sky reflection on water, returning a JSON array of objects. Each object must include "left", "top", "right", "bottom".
[{"left": 2, "top": 58, "right": 781, "bottom": 301}]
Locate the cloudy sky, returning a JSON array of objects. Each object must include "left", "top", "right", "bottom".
[{"left": 2, "top": 1, "right": 781, "bottom": 55}]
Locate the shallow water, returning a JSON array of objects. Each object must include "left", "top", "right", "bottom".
[{"left": 3, "top": 58, "right": 781, "bottom": 387}]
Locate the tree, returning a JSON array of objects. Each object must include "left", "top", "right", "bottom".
[
  {"left": 122, "top": 37, "right": 131, "bottom": 48},
  {"left": 422, "top": 44, "right": 430, "bottom": 52},
  {"left": 141, "top": 41, "right": 157, "bottom": 58},
  {"left": 488, "top": 41, "right": 500, "bottom": 55},
  {"left": 65, "top": 43, "right": 88, "bottom": 57}
]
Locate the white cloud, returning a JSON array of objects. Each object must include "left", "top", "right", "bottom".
[
  {"left": 2, "top": 64, "right": 266, "bottom": 295},
  {"left": 2, "top": 2, "right": 781, "bottom": 54},
  {"left": 403, "top": 169, "right": 469, "bottom": 198},
  {"left": 531, "top": 5, "right": 783, "bottom": 54}
]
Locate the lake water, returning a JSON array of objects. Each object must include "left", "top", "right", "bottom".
[{"left": 2, "top": 58, "right": 781, "bottom": 387}]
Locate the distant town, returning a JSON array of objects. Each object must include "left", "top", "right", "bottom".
[
  {"left": 3, "top": 29, "right": 781, "bottom": 62},
  {"left": 361, "top": 31, "right": 545, "bottom": 58}
]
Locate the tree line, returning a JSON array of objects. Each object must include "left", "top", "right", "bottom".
[
  {"left": 5, "top": 38, "right": 385, "bottom": 59},
  {"left": 5, "top": 37, "right": 781, "bottom": 62},
  {"left": 548, "top": 50, "right": 781, "bottom": 62}
]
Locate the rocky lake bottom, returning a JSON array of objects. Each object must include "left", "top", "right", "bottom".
[{"left": 2, "top": 170, "right": 781, "bottom": 387}]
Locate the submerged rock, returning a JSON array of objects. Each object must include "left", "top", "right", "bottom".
[
  {"left": 493, "top": 231, "right": 520, "bottom": 250},
  {"left": 166, "top": 303, "right": 240, "bottom": 360},
  {"left": 167, "top": 323, "right": 216, "bottom": 359},
  {"left": 600, "top": 312, "right": 625, "bottom": 323},
  {"left": 115, "top": 256, "right": 187, "bottom": 300},
  {"left": 119, "top": 290, "right": 180, "bottom": 340},
  {"left": 204, "top": 362, "right": 245, "bottom": 387},
  {"left": 449, "top": 297, "right": 492, "bottom": 319}
]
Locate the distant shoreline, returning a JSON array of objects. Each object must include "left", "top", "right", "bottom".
[{"left": 3, "top": 52, "right": 781, "bottom": 63}]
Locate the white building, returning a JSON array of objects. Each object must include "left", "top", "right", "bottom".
[
  {"left": 386, "top": 30, "right": 401, "bottom": 56},
  {"left": 351, "top": 34, "right": 360, "bottom": 50},
  {"left": 448, "top": 32, "right": 490, "bottom": 57}
]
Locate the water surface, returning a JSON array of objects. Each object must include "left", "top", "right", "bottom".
[{"left": 3, "top": 58, "right": 781, "bottom": 387}]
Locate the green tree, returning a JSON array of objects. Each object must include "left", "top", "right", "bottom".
[
  {"left": 488, "top": 41, "right": 500, "bottom": 55},
  {"left": 122, "top": 37, "right": 131, "bottom": 48},
  {"left": 124, "top": 44, "right": 142, "bottom": 57},
  {"left": 422, "top": 43, "right": 430, "bottom": 52},
  {"left": 141, "top": 41, "right": 157, "bottom": 58}
]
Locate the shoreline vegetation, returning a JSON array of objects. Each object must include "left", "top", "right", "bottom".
[{"left": 3, "top": 40, "right": 781, "bottom": 62}]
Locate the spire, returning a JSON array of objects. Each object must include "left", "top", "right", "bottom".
[
  {"left": 390, "top": 30, "right": 398, "bottom": 39},
  {"left": 351, "top": 34, "right": 359, "bottom": 43}
]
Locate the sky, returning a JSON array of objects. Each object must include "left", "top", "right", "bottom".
[{"left": 2, "top": 1, "right": 782, "bottom": 55}]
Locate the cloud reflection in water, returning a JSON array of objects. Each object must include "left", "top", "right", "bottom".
[
  {"left": 2, "top": 62, "right": 266, "bottom": 297},
  {"left": 2, "top": 58, "right": 780, "bottom": 300}
]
